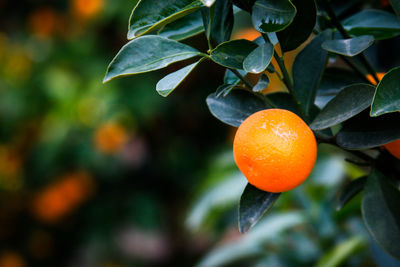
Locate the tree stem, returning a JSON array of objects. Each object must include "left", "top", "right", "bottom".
[{"left": 230, "top": 69, "right": 253, "bottom": 90}]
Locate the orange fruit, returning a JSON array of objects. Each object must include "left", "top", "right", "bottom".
[
  {"left": 72, "top": 0, "right": 104, "bottom": 19},
  {"left": 0, "top": 251, "right": 26, "bottom": 267},
  {"left": 384, "top": 139, "right": 400, "bottom": 159},
  {"left": 233, "top": 109, "right": 317, "bottom": 192},
  {"left": 366, "top": 72, "right": 385, "bottom": 85},
  {"left": 231, "top": 28, "right": 261, "bottom": 41},
  {"left": 94, "top": 122, "right": 128, "bottom": 154}
]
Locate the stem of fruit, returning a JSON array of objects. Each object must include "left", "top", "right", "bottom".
[{"left": 321, "top": 0, "right": 380, "bottom": 84}]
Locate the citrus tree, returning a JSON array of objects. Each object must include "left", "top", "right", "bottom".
[{"left": 104, "top": 0, "right": 400, "bottom": 261}]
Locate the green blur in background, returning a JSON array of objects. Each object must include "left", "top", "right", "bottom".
[{"left": 0, "top": 0, "right": 399, "bottom": 267}]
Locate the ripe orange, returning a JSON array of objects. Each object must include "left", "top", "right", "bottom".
[
  {"left": 94, "top": 122, "right": 128, "bottom": 154},
  {"left": 233, "top": 109, "right": 317, "bottom": 192},
  {"left": 72, "top": 0, "right": 104, "bottom": 19},
  {"left": 384, "top": 139, "right": 400, "bottom": 159},
  {"left": 366, "top": 72, "right": 385, "bottom": 85}
]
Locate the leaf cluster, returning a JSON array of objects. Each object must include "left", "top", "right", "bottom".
[{"left": 104, "top": 0, "right": 400, "bottom": 260}]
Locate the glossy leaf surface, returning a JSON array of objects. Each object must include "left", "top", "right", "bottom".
[
  {"left": 322, "top": 35, "right": 374, "bottom": 57},
  {"left": 210, "top": 40, "right": 258, "bottom": 69},
  {"left": 343, "top": 10, "right": 400, "bottom": 40},
  {"left": 128, "top": 0, "right": 203, "bottom": 39},
  {"left": 156, "top": 61, "right": 201, "bottom": 97},
  {"left": 336, "top": 112, "right": 400, "bottom": 149},
  {"left": 104, "top": 36, "right": 202, "bottom": 83},
  {"left": 252, "top": 0, "right": 297, "bottom": 33},
  {"left": 206, "top": 90, "right": 270, "bottom": 127},
  {"left": 277, "top": 0, "right": 316, "bottom": 52},
  {"left": 310, "top": 84, "right": 375, "bottom": 130},
  {"left": 371, "top": 67, "right": 400, "bottom": 116},
  {"left": 243, "top": 42, "right": 274, "bottom": 74},
  {"left": 239, "top": 183, "right": 280, "bottom": 233},
  {"left": 158, "top": 11, "right": 204, "bottom": 41}
]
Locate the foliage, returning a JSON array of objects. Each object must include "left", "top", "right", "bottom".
[{"left": 105, "top": 0, "right": 400, "bottom": 264}]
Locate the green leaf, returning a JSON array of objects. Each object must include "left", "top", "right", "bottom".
[
  {"left": 210, "top": 0, "right": 234, "bottom": 44},
  {"left": 277, "top": 0, "right": 316, "bottom": 52},
  {"left": 104, "top": 36, "right": 202, "bottom": 83},
  {"left": 362, "top": 168, "right": 400, "bottom": 260},
  {"left": 128, "top": 0, "right": 203, "bottom": 39},
  {"left": 206, "top": 90, "right": 270, "bottom": 127},
  {"left": 158, "top": 11, "right": 204, "bottom": 41},
  {"left": 210, "top": 39, "right": 258, "bottom": 69},
  {"left": 292, "top": 29, "right": 332, "bottom": 117},
  {"left": 239, "top": 183, "right": 280, "bottom": 233},
  {"left": 316, "top": 68, "right": 366, "bottom": 109},
  {"left": 233, "top": 0, "right": 256, "bottom": 12},
  {"left": 243, "top": 42, "right": 274, "bottom": 74},
  {"left": 315, "top": 236, "right": 365, "bottom": 267},
  {"left": 224, "top": 69, "right": 246, "bottom": 85},
  {"left": 310, "top": 84, "right": 375, "bottom": 130},
  {"left": 336, "top": 111, "right": 400, "bottom": 149},
  {"left": 201, "top": 0, "right": 216, "bottom": 7},
  {"left": 322, "top": 35, "right": 375, "bottom": 57},
  {"left": 371, "top": 67, "right": 400, "bottom": 117},
  {"left": 215, "top": 84, "right": 236, "bottom": 97},
  {"left": 343, "top": 10, "right": 400, "bottom": 40},
  {"left": 253, "top": 74, "right": 270, "bottom": 92},
  {"left": 267, "top": 92, "right": 299, "bottom": 114},
  {"left": 390, "top": 0, "right": 400, "bottom": 17},
  {"left": 252, "top": 0, "right": 297, "bottom": 33},
  {"left": 336, "top": 176, "right": 366, "bottom": 211},
  {"left": 156, "top": 60, "right": 201, "bottom": 97}
]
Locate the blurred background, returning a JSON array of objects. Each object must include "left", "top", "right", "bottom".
[{"left": 0, "top": 0, "right": 400, "bottom": 266}]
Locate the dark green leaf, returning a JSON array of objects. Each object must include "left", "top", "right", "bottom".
[
  {"left": 316, "top": 68, "right": 366, "bottom": 108},
  {"left": 343, "top": 10, "right": 400, "bottom": 40},
  {"left": 210, "top": 0, "right": 234, "bottom": 44},
  {"left": 206, "top": 90, "right": 270, "bottom": 127},
  {"left": 310, "top": 84, "right": 375, "bottom": 130},
  {"left": 210, "top": 39, "right": 258, "bottom": 69},
  {"left": 267, "top": 92, "right": 299, "bottom": 114},
  {"left": 243, "top": 42, "right": 274, "bottom": 74},
  {"left": 224, "top": 69, "right": 246, "bottom": 85},
  {"left": 277, "top": 0, "right": 316, "bottom": 52},
  {"left": 252, "top": 0, "right": 297, "bottom": 33},
  {"left": 128, "top": 0, "right": 203, "bottom": 39},
  {"left": 390, "top": 0, "right": 400, "bottom": 17},
  {"left": 233, "top": 0, "right": 256, "bottom": 12},
  {"left": 156, "top": 60, "right": 201, "bottom": 97},
  {"left": 158, "top": 11, "right": 204, "bottom": 41},
  {"left": 336, "top": 176, "right": 367, "bottom": 211},
  {"left": 253, "top": 74, "right": 270, "bottom": 92},
  {"left": 293, "top": 29, "right": 332, "bottom": 117},
  {"left": 362, "top": 168, "right": 400, "bottom": 260},
  {"left": 104, "top": 36, "right": 202, "bottom": 83},
  {"left": 322, "top": 35, "right": 374, "bottom": 57},
  {"left": 371, "top": 67, "right": 400, "bottom": 117},
  {"left": 215, "top": 84, "right": 236, "bottom": 97},
  {"left": 336, "top": 111, "right": 400, "bottom": 149},
  {"left": 239, "top": 183, "right": 280, "bottom": 233}
]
